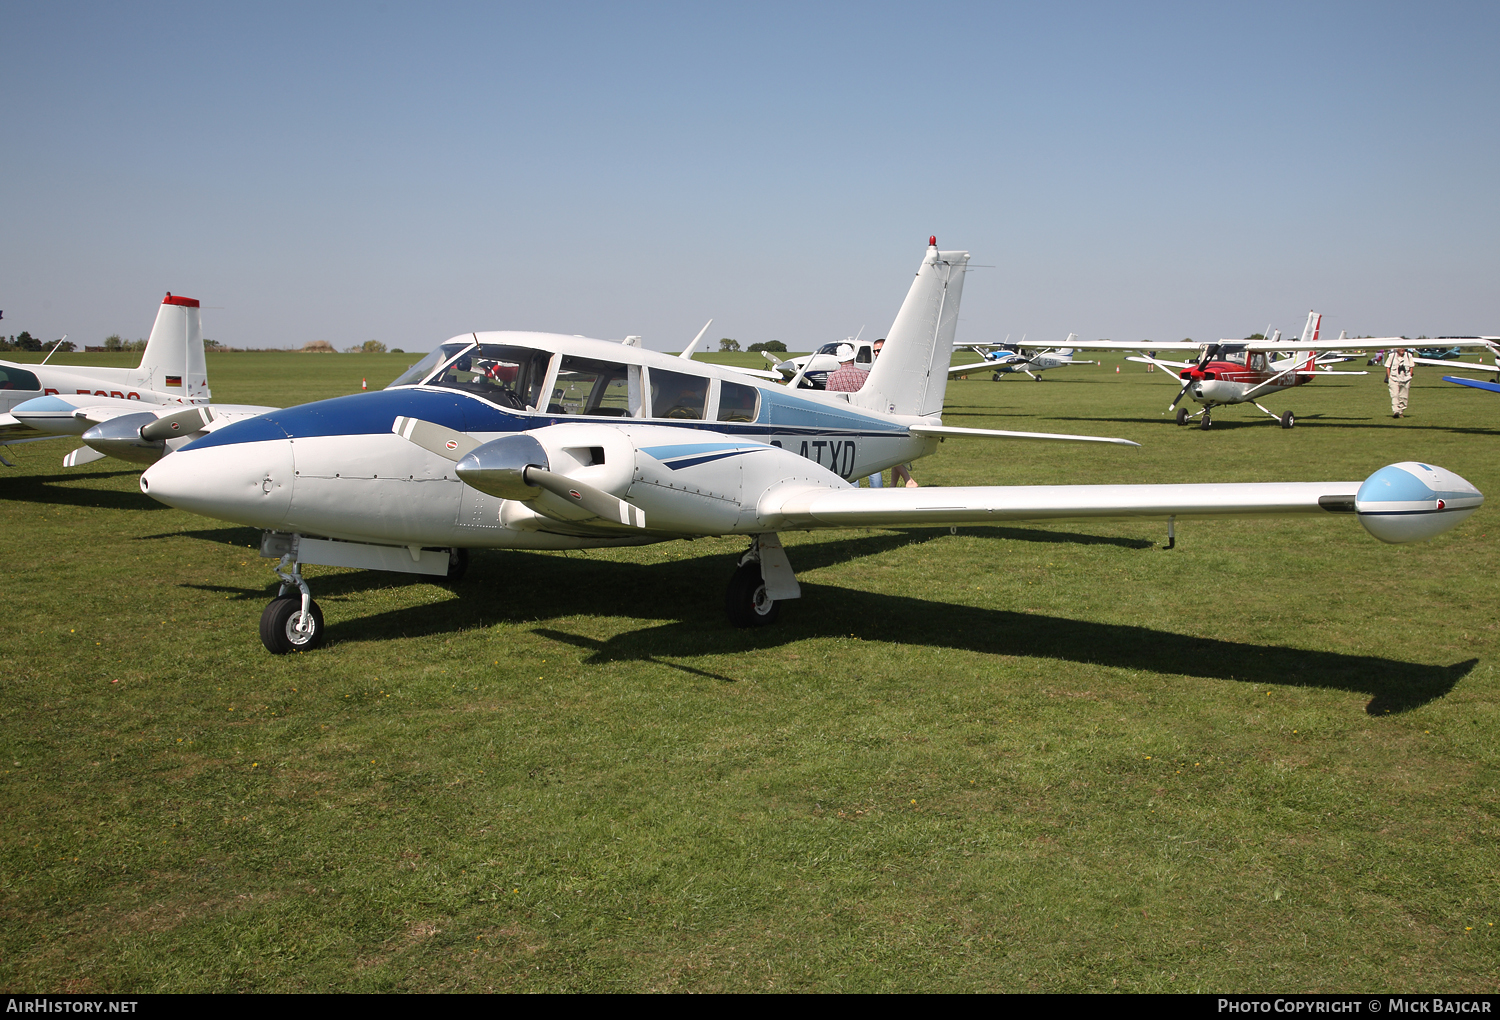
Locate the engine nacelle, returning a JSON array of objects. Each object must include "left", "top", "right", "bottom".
[{"left": 1356, "top": 462, "right": 1483, "bottom": 543}]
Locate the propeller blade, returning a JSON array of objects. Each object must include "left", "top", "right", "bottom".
[
  {"left": 1168, "top": 381, "right": 1192, "bottom": 411},
  {"left": 391, "top": 416, "right": 481, "bottom": 462},
  {"left": 140, "top": 406, "right": 216, "bottom": 441},
  {"left": 525, "top": 466, "right": 647, "bottom": 528},
  {"left": 62, "top": 446, "right": 108, "bottom": 468}
]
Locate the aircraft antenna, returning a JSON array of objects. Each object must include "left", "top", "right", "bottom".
[{"left": 39, "top": 335, "right": 67, "bottom": 366}]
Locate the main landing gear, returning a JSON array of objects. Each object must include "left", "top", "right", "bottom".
[{"left": 726, "top": 534, "right": 802, "bottom": 627}]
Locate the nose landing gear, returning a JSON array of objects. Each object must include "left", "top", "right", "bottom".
[{"left": 260, "top": 555, "right": 325, "bottom": 653}]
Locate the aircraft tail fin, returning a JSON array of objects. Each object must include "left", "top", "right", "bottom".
[
  {"left": 852, "top": 238, "right": 970, "bottom": 417},
  {"left": 1059, "top": 333, "right": 1078, "bottom": 356},
  {"left": 136, "top": 294, "right": 210, "bottom": 401},
  {"left": 1301, "top": 311, "right": 1322, "bottom": 345}
]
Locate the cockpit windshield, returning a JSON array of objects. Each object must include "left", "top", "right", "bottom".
[
  {"left": 1219, "top": 345, "right": 1248, "bottom": 366},
  {"left": 1197, "top": 344, "right": 1220, "bottom": 368},
  {"left": 815, "top": 342, "right": 843, "bottom": 356},
  {"left": 387, "top": 342, "right": 471, "bottom": 388},
  {"left": 429, "top": 344, "right": 553, "bottom": 411}
]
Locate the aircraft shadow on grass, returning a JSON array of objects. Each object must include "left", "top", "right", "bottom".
[
  {"left": 6, "top": 470, "right": 165, "bottom": 512},
  {"left": 232, "top": 531, "right": 1468, "bottom": 716}
]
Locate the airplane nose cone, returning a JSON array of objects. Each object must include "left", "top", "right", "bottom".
[{"left": 140, "top": 439, "right": 295, "bottom": 528}]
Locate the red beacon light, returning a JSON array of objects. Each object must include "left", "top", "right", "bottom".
[{"left": 929, "top": 235, "right": 937, "bottom": 247}]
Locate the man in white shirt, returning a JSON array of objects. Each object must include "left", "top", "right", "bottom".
[{"left": 1386, "top": 347, "right": 1416, "bottom": 418}]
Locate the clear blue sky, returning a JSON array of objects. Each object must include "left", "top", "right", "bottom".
[{"left": 3, "top": 1, "right": 1496, "bottom": 352}]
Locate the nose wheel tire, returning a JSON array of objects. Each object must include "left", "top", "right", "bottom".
[
  {"left": 1175, "top": 407, "right": 1189, "bottom": 426},
  {"left": 260, "top": 596, "right": 325, "bottom": 654},
  {"left": 726, "top": 561, "right": 780, "bottom": 628},
  {"left": 1280, "top": 410, "right": 1296, "bottom": 429},
  {"left": 1199, "top": 409, "right": 1213, "bottom": 430}
]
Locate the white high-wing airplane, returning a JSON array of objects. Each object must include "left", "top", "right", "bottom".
[
  {"left": 137, "top": 241, "right": 1484, "bottom": 654},
  {"left": 1, "top": 293, "right": 274, "bottom": 467},
  {"left": 948, "top": 334, "right": 1098, "bottom": 381}
]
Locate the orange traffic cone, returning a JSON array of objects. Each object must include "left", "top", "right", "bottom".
[
  {"left": 1114, "top": 365, "right": 1120, "bottom": 373},
  {"left": 361, "top": 377, "right": 367, "bottom": 390}
]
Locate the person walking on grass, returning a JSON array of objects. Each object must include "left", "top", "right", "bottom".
[{"left": 1386, "top": 346, "right": 1415, "bottom": 418}]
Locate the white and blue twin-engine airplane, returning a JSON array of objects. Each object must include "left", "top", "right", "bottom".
[{"left": 139, "top": 240, "right": 1485, "bottom": 653}]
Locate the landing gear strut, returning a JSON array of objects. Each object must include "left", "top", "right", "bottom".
[
  {"left": 260, "top": 555, "right": 325, "bottom": 654},
  {"left": 726, "top": 533, "right": 801, "bottom": 627},
  {"left": 1199, "top": 407, "right": 1213, "bottom": 430}
]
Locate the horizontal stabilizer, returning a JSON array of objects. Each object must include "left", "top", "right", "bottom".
[{"left": 906, "top": 423, "right": 1139, "bottom": 447}]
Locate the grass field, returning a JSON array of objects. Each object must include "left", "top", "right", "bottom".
[{"left": 2, "top": 350, "right": 1497, "bottom": 992}]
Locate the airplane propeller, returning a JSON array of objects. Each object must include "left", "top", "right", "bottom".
[
  {"left": 391, "top": 416, "right": 647, "bottom": 528},
  {"left": 140, "top": 406, "right": 217, "bottom": 441},
  {"left": 1168, "top": 380, "right": 1192, "bottom": 412}
]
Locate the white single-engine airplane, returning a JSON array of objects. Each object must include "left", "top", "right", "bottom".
[
  {"left": 137, "top": 242, "right": 1484, "bottom": 654},
  {"left": 1070, "top": 312, "right": 1499, "bottom": 429},
  {"left": 1, "top": 293, "right": 274, "bottom": 467},
  {"left": 948, "top": 335, "right": 1098, "bottom": 381}
]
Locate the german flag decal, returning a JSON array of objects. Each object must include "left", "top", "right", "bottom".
[{"left": 165, "top": 376, "right": 182, "bottom": 386}]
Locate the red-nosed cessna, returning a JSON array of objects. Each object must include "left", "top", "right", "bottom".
[
  {"left": 1075, "top": 312, "right": 1499, "bottom": 429},
  {"left": 137, "top": 243, "right": 1484, "bottom": 654},
  {"left": 0, "top": 293, "right": 274, "bottom": 467}
]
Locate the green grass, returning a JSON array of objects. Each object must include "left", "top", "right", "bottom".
[{"left": 1, "top": 355, "right": 1497, "bottom": 991}]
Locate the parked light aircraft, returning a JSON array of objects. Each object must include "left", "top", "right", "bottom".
[
  {"left": 1070, "top": 312, "right": 1499, "bottom": 430},
  {"left": 2, "top": 293, "right": 276, "bottom": 467},
  {"left": 948, "top": 335, "right": 1098, "bottom": 381},
  {"left": 136, "top": 242, "right": 1484, "bottom": 654},
  {"left": 764, "top": 337, "right": 874, "bottom": 388}
]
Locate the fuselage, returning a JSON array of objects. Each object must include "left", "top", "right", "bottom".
[
  {"left": 0, "top": 359, "right": 200, "bottom": 415},
  {"left": 141, "top": 331, "right": 935, "bottom": 550},
  {"left": 1178, "top": 344, "right": 1313, "bottom": 407}
]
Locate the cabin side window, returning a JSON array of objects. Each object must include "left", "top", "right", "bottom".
[
  {"left": 430, "top": 345, "right": 553, "bottom": 410},
  {"left": 649, "top": 368, "right": 708, "bottom": 420},
  {"left": 0, "top": 367, "right": 41, "bottom": 390},
  {"left": 716, "top": 380, "right": 760, "bottom": 422},
  {"left": 1222, "top": 347, "right": 1248, "bottom": 366},
  {"left": 550, "top": 357, "right": 641, "bottom": 417},
  {"left": 855, "top": 345, "right": 871, "bottom": 365}
]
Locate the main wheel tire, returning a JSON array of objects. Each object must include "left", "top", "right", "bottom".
[
  {"left": 1175, "top": 407, "right": 1189, "bottom": 426},
  {"left": 726, "top": 562, "right": 780, "bottom": 628},
  {"left": 1199, "top": 410, "right": 1212, "bottom": 430},
  {"left": 445, "top": 547, "right": 469, "bottom": 582},
  {"left": 260, "top": 596, "right": 326, "bottom": 654},
  {"left": 992, "top": 372, "right": 1001, "bottom": 382},
  {"left": 1280, "top": 410, "right": 1295, "bottom": 429}
]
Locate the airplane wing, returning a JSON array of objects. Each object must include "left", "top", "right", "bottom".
[
  {"left": 763, "top": 479, "right": 1365, "bottom": 529},
  {"left": 1416, "top": 356, "right": 1498, "bottom": 372},
  {"left": 1059, "top": 340, "right": 1205, "bottom": 352},
  {"left": 0, "top": 412, "right": 39, "bottom": 441},
  {"left": 1247, "top": 337, "right": 1500, "bottom": 352},
  {"left": 720, "top": 365, "right": 786, "bottom": 382},
  {"left": 1126, "top": 355, "right": 1196, "bottom": 370},
  {"left": 1444, "top": 375, "right": 1500, "bottom": 394},
  {"left": 906, "top": 423, "right": 1138, "bottom": 446},
  {"left": 947, "top": 361, "right": 996, "bottom": 377}
]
